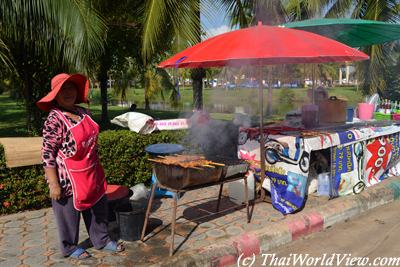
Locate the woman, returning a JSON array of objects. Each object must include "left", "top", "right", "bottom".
[{"left": 37, "top": 73, "right": 124, "bottom": 259}]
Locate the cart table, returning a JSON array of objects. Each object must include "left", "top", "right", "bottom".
[
  {"left": 238, "top": 121, "right": 400, "bottom": 214},
  {"left": 140, "top": 174, "right": 251, "bottom": 256}
]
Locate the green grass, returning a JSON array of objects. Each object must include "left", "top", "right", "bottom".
[
  {"left": 0, "top": 86, "right": 363, "bottom": 137},
  {"left": 98, "top": 85, "right": 363, "bottom": 110},
  {"left": 0, "top": 95, "right": 28, "bottom": 137}
]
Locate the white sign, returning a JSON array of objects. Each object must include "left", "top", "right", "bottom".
[{"left": 154, "top": 119, "right": 189, "bottom": 130}]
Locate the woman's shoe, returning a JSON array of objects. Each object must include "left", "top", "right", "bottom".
[
  {"left": 69, "top": 247, "right": 91, "bottom": 259},
  {"left": 102, "top": 241, "right": 125, "bottom": 252}
]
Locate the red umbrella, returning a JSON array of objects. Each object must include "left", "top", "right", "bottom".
[
  {"left": 158, "top": 22, "right": 369, "bottom": 201},
  {"left": 159, "top": 23, "right": 369, "bottom": 68}
]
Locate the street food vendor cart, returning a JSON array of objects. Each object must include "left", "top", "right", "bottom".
[
  {"left": 238, "top": 121, "right": 400, "bottom": 214},
  {"left": 141, "top": 22, "right": 369, "bottom": 256}
]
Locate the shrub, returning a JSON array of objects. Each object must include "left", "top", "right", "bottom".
[
  {"left": 0, "top": 145, "right": 49, "bottom": 214},
  {"left": 98, "top": 130, "right": 186, "bottom": 187},
  {"left": 0, "top": 129, "right": 186, "bottom": 215}
]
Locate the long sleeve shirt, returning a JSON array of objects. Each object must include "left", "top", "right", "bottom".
[{"left": 41, "top": 107, "right": 89, "bottom": 197}]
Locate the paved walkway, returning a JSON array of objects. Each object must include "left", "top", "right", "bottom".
[
  {"left": 0, "top": 184, "right": 330, "bottom": 267},
  {"left": 3, "top": 175, "right": 400, "bottom": 267}
]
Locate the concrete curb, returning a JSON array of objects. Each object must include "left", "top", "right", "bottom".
[{"left": 152, "top": 177, "right": 400, "bottom": 267}]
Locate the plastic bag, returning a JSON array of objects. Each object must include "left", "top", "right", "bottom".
[
  {"left": 111, "top": 112, "right": 156, "bottom": 134},
  {"left": 129, "top": 183, "right": 149, "bottom": 201}
]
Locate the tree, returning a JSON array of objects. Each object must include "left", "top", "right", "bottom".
[
  {"left": 111, "top": 57, "right": 140, "bottom": 104},
  {"left": 285, "top": 0, "right": 400, "bottom": 95},
  {"left": 222, "top": 0, "right": 288, "bottom": 27},
  {"left": 382, "top": 51, "right": 400, "bottom": 99},
  {"left": 91, "top": 0, "right": 144, "bottom": 124},
  {"left": 0, "top": 0, "right": 106, "bottom": 133},
  {"left": 324, "top": 0, "right": 400, "bottom": 95},
  {"left": 141, "top": 0, "right": 206, "bottom": 110},
  {"left": 144, "top": 66, "right": 177, "bottom": 109}
]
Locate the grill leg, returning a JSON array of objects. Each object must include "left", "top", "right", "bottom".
[
  {"left": 244, "top": 177, "right": 250, "bottom": 223},
  {"left": 170, "top": 192, "right": 178, "bottom": 256},
  {"left": 141, "top": 181, "right": 157, "bottom": 241},
  {"left": 216, "top": 184, "right": 224, "bottom": 212}
]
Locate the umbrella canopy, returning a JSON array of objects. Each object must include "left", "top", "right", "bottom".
[
  {"left": 283, "top": 18, "right": 400, "bottom": 48},
  {"left": 159, "top": 23, "right": 368, "bottom": 69}
]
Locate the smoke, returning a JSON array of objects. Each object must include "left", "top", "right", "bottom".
[
  {"left": 185, "top": 110, "right": 239, "bottom": 158},
  {"left": 181, "top": 62, "right": 318, "bottom": 157}
]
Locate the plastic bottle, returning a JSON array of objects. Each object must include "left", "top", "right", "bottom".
[
  {"left": 378, "top": 98, "right": 385, "bottom": 114},
  {"left": 386, "top": 99, "right": 391, "bottom": 115},
  {"left": 317, "top": 172, "right": 330, "bottom": 196},
  {"left": 383, "top": 99, "right": 387, "bottom": 114},
  {"left": 391, "top": 100, "right": 395, "bottom": 114}
]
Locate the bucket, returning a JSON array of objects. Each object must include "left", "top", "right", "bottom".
[
  {"left": 358, "top": 103, "right": 374, "bottom": 120},
  {"left": 115, "top": 201, "right": 146, "bottom": 241},
  {"left": 228, "top": 171, "right": 255, "bottom": 205},
  {"left": 317, "top": 172, "right": 330, "bottom": 196}
]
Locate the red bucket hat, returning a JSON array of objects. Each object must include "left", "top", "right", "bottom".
[{"left": 36, "top": 73, "right": 89, "bottom": 112}]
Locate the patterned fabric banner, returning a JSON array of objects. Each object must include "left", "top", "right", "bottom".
[{"left": 238, "top": 124, "right": 400, "bottom": 215}]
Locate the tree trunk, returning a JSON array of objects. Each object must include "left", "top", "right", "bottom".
[
  {"left": 21, "top": 72, "right": 42, "bottom": 135},
  {"left": 98, "top": 52, "right": 112, "bottom": 124},
  {"left": 191, "top": 68, "right": 206, "bottom": 110},
  {"left": 191, "top": 1, "right": 205, "bottom": 111},
  {"left": 144, "top": 66, "right": 151, "bottom": 110},
  {"left": 32, "top": 108, "right": 42, "bottom": 134},
  {"left": 100, "top": 79, "right": 108, "bottom": 123},
  {"left": 145, "top": 97, "right": 150, "bottom": 110},
  {"left": 23, "top": 74, "right": 33, "bottom": 134}
]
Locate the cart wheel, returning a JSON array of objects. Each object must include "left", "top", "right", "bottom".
[
  {"left": 299, "top": 153, "right": 310, "bottom": 173},
  {"left": 265, "top": 148, "right": 278, "bottom": 164},
  {"left": 353, "top": 181, "right": 365, "bottom": 194}
]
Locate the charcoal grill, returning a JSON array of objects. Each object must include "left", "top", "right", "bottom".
[
  {"left": 152, "top": 157, "right": 249, "bottom": 190},
  {"left": 141, "top": 155, "right": 251, "bottom": 256}
]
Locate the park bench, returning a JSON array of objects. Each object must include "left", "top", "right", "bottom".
[{"left": 0, "top": 137, "right": 43, "bottom": 168}]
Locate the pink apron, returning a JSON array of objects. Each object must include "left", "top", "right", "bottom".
[{"left": 54, "top": 109, "right": 107, "bottom": 211}]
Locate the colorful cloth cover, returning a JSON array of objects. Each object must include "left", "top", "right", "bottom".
[{"left": 238, "top": 124, "right": 400, "bottom": 215}]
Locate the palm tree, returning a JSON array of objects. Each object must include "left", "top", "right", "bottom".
[
  {"left": 91, "top": 0, "right": 144, "bottom": 124},
  {"left": 285, "top": 0, "right": 400, "bottom": 95},
  {"left": 144, "top": 67, "right": 177, "bottom": 109},
  {"left": 222, "top": 0, "right": 288, "bottom": 27},
  {"left": 338, "top": 0, "right": 399, "bottom": 95},
  {"left": 141, "top": 0, "right": 208, "bottom": 110},
  {"left": 0, "top": 0, "right": 107, "bottom": 132}
]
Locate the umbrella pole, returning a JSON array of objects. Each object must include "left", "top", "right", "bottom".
[
  {"left": 258, "top": 68, "right": 266, "bottom": 200},
  {"left": 312, "top": 64, "right": 316, "bottom": 104}
]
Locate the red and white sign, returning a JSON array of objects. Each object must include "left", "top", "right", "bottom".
[{"left": 154, "top": 119, "right": 189, "bottom": 131}]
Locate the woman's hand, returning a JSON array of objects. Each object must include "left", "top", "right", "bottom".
[
  {"left": 45, "top": 167, "right": 61, "bottom": 200},
  {"left": 49, "top": 183, "right": 61, "bottom": 200}
]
